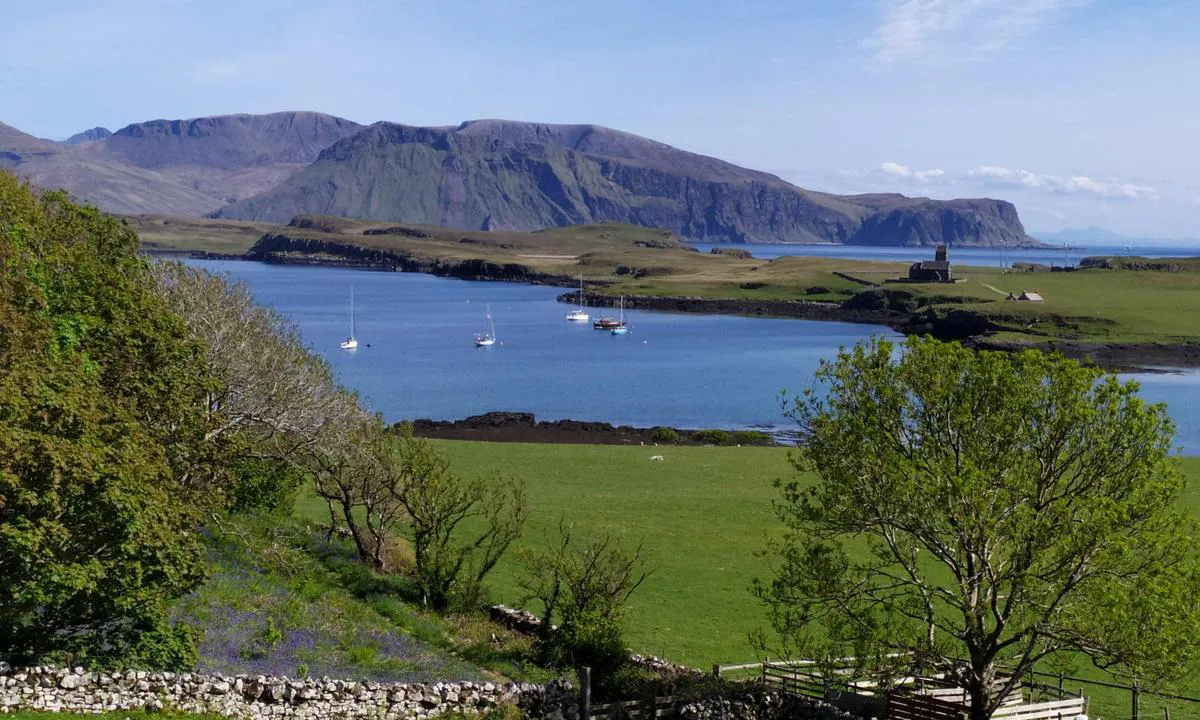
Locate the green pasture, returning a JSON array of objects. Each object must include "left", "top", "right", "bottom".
[{"left": 295, "top": 441, "right": 1200, "bottom": 671}]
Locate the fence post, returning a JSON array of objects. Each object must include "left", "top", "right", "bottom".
[
  {"left": 1132, "top": 678, "right": 1140, "bottom": 720},
  {"left": 712, "top": 664, "right": 720, "bottom": 680},
  {"left": 1057, "top": 672, "right": 1064, "bottom": 698},
  {"left": 579, "top": 667, "right": 591, "bottom": 720},
  {"left": 1164, "top": 705, "right": 1171, "bottom": 720}
]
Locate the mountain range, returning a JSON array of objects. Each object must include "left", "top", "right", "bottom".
[{"left": 2, "top": 111, "right": 1041, "bottom": 247}]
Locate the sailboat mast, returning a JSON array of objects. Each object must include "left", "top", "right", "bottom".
[{"left": 350, "top": 286, "right": 356, "bottom": 337}]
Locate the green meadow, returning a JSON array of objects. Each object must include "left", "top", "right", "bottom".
[{"left": 295, "top": 441, "right": 1200, "bottom": 670}]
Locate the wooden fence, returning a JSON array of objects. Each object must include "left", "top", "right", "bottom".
[
  {"left": 718, "top": 660, "right": 1088, "bottom": 720},
  {"left": 578, "top": 667, "right": 680, "bottom": 720}
]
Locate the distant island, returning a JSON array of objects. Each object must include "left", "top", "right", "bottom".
[
  {"left": 1, "top": 111, "right": 1046, "bottom": 248},
  {"left": 1034, "top": 226, "right": 1199, "bottom": 248}
]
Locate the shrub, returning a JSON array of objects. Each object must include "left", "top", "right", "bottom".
[
  {"left": 539, "top": 611, "right": 629, "bottom": 697},
  {"left": 693, "top": 429, "right": 732, "bottom": 445},
  {"left": 731, "top": 430, "right": 772, "bottom": 446},
  {"left": 649, "top": 427, "right": 679, "bottom": 444}
]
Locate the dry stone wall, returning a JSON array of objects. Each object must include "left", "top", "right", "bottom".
[{"left": 0, "top": 664, "right": 578, "bottom": 719}]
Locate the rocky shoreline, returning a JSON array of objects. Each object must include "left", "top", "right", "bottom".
[
  {"left": 401, "top": 412, "right": 787, "bottom": 446},
  {"left": 969, "top": 339, "right": 1200, "bottom": 374}
]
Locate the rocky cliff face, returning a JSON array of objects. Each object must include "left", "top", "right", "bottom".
[
  {"left": 104, "top": 112, "right": 362, "bottom": 170},
  {"left": 215, "top": 120, "right": 1037, "bottom": 247},
  {"left": 61, "top": 127, "right": 112, "bottom": 145},
  {"left": 846, "top": 198, "right": 1035, "bottom": 247},
  {"left": 0, "top": 113, "right": 363, "bottom": 215}
]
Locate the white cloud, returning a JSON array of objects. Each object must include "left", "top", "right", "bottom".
[
  {"left": 880, "top": 161, "right": 945, "bottom": 180},
  {"left": 868, "top": 0, "right": 1082, "bottom": 65},
  {"left": 967, "top": 165, "right": 1156, "bottom": 199}
]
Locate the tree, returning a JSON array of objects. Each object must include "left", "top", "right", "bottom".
[
  {"left": 392, "top": 428, "right": 527, "bottom": 610},
  {"left": 755, "top": 336, "right": 1200, "bottom": 720},
  {"left": 0, "top": 172, "right": 211, "bottom": 667},
  {"left": 518, "top": 521, "right": 652, "bottom": 683},
  {"left": 519, "top": 520, "right": 652, "bottom": 637},
  {"left": 311, "top": 410, "right": 409, "bottom": 571},
  {"left": 149, "top": 261, "right": 360, "bottom": 462}
]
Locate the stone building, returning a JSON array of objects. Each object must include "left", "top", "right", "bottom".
[{"left": 908, "top": 244, "right": 953, "bottom": 283}]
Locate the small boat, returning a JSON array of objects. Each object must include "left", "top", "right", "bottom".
[
  {"left": 474, "top": 304, "right": 497, "bottom": 347},
  {"left": 340, "top": 286, "right": 359, "bottom": 350},
  {"left": 610, "top": 296, "right": 629, "bottom": 335},
  {"left": 566, "top": 274, "right": 589, "bottom": 322},
  {"left": 593, "top": 295, "right": 626, "bottom": 330}
]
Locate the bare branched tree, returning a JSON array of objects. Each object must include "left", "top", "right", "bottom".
[
  {"left": 149, "top": 261, "right": 360, "bottom": 460},
  {"left": 519, "top": 520, "right": 652, "bottom": 636},
  {"left": 390, "top": 428, "right": 528, "bottom": 610}
]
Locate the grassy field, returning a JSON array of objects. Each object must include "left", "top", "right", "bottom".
[
  {"left": 295, "top": 441, "right": 789, "bottom": 668},
  {"left": 294, "top": 442, "right": 1200, "bottom": 668},
  {"left": 306, "top": 441, "right": 1200, "bottom": 718}
]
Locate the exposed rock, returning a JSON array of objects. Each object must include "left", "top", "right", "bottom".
[
  {"left": 845, "top": 197, "right": 1038, "bottom": 248},
  {"left": 210, "top": 119, "right": 1039, "bottom": 248},
  {"left": 61, "top": 127, "right": 112, "bottom": 145},
  {"left": 403, "top": 412, "right": 779, "bottom": 446},
  {"left": 0, "top": 666, "right": 578, "bottom": 720}
]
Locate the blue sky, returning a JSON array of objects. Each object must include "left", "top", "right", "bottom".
[{"left": 3, "top": 0, "right": 1198, "bottom": 238}]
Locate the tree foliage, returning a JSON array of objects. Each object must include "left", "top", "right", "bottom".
[
  {"left": 0, "top": 172, "right": 212, "bottom": 666},
  {"left": 312, "top": 411, "right": 409, "bottom": 571},
  {"left": 519, "top": 520, "right": 651, "bottom": 634},
  {"left": 519, "top": 521, "right": 651, "bottom": 686},
  {"left": 149, "top": 261, "right": 360, "bottom": 460},
  {"left": 392, "top": 428, "right": 527, "bottom": 611},
  {"left": 755, "top": 336, "right": 1200, "bottom": 720}
]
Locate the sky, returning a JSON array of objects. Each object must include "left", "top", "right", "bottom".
[{"left": 2, "top": 0, "right": 1198, "bottom": 238}]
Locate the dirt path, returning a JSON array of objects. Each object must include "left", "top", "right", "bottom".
[{"left": 980, "top": 283, "right": 1010, "bottom": 297}]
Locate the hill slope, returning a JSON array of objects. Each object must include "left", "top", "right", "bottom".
[
  {"left": 214, "top": 120, "right": 1037, "bottom": 247},
  {"left": 1, "top": 112, "right": 362, "bottom": 215},
  {"left": 2, "top": 112, "right": 1039, "bottom": 246}
]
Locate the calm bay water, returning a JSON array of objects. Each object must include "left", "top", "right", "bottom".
[{"left": 186, "top": 259, "right": 1200, "bottom": 452}]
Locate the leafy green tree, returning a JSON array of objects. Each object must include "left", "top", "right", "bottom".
[
  {"left": 0, "top": 172, "right": 212, "bottom": 667},
  {"left": 755, "top": 336, "right": 1200, "bottom": 720}
]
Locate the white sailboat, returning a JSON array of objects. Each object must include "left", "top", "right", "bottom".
[
  {"left": 566, "top": 274, "right": 589, "bottom": 322},
  {"left": 474, "top": 304, "right": 497, "bottom": 347},
  {"left": 610, "top": 296, "right": 629, "bottom": 335},
  {"left": 340, "top": 287, "right": 359, "bottom": 350}
]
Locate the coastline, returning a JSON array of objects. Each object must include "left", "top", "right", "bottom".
[
  {"left": 163, "top": 248, "right": 1200, "bottom": 374},
  {"left": 400, "top": 412, "right": 792, "bottom": 446}
]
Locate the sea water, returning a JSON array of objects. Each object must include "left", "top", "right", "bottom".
[{"left": 185, "top": 259, "right": 1200, "bottom": 452}]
